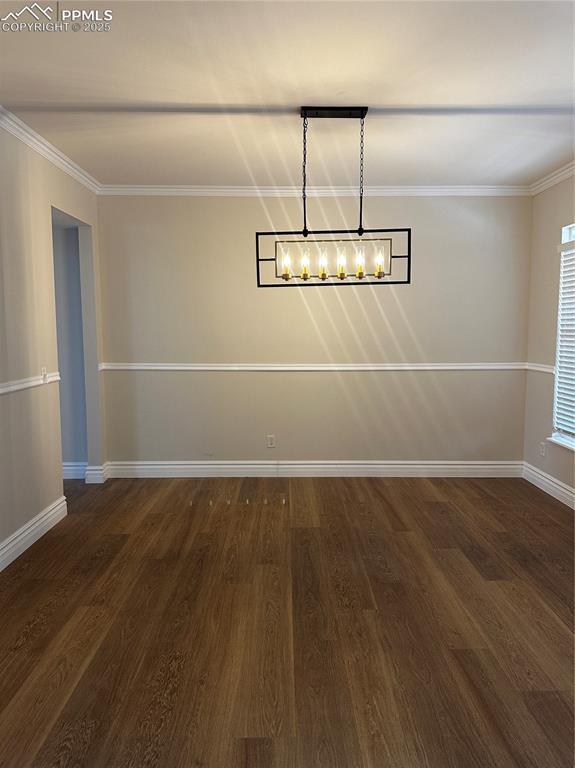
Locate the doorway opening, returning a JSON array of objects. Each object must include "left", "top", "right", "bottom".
[{"left": 51, "top": 208, "right": 89, "bottom": 480}]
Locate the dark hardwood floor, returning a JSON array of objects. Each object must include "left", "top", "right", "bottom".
[{"left": 0, "top": 476, "right": 572, "bottom": 767}]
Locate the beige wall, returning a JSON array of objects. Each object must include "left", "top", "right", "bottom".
[
  {"left": 104, "top": 369, "right": 525, "bottom": 462},
  {"left": 524, "top": 178, "right": 574, "bottom": 486},
  {"left": 99, "top": 196, "right": 531, "bottom": 364},
  {"left": 0, "top": 128, "right": 100, "bottom": 542},
  {"left": 2, "top": 122, "right": 572, "bottom": 551},
  {"left": 98, "top": 195, "right": 531, "bottom": 462}
]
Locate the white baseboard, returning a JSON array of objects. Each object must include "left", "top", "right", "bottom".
[
  {"left": 522, "top": 463, "right": 575, "bottom": 509},
  {"left": 62, "top": 462, "right": 87, "bottom": 480},
  {"left": 85, "top": 464, "right": 110, "bottom": 484},
  {"left": 106, "top": 460, "right": 524, "bottom": 479},
  {"left": 78, "top": 460, "right": 573, "bottom": 509},
  {"left": 0, "top": 496, "right": 67, "bottom": 572}
]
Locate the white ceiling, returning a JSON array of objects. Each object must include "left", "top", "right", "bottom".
[{"left": 0, "top": 0, "right": 573, "bottom": 187}]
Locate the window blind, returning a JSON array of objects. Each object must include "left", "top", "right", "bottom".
[{"left": 553, "top": 242, "right": 575, "bottom": 440}]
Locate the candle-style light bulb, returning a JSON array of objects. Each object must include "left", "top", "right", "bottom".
[
  {"left": 281, "top": 251, "right": 292, "bottom": 281},
  {"left": 300, "top": 250, "right": 311, "bottom": 280},
  {"left": 374, "top": 248, "right": 385, "bottom": 279},
  {"left": 374, "top": 246, "right": 390, "bottom": 278},
  {"left": 356, "top": 246, "right": 366, "bottom": 279},
  {"left": 318, "top": 250, "right": 329, "bottom": 280},
  {"left": 337, "top": 247, "right": 347, "bottom": 280}
]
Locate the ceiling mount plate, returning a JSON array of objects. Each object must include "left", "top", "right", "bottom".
[{"left": 300, "top": 106, "right": 369, "bottom": 119}]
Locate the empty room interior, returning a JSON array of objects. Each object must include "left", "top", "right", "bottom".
[{"left": 0, "top": 1, "right": 574, "bottom": 766}]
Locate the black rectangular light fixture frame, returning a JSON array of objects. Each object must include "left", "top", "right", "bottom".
[
  {"left": 300, "top": 106, "right": 369, "bottom": 119},
  {"left": 256, "top": 227, "right": 411, "bottom": 288}
]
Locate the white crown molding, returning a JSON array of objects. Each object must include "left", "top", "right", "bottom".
[
  {"left": 529, "top": 162, "right": 575, "bottom": 196},
  {"left": 0, "top": 372, "right": 60, "bottom": 396},
  {"left": 0, "top": 496, "right": 67, "bottom": 572},
  {"left": 62, "top": 462, "right": 88, "bottom": 480},
  {"left": 98, "top": 184, "right": 532, "bottom": 198},
  {"left": 106, "top": 460, "right": 524, "bottom": 479},
  {"left": 98, "top": 361, "right": 552, "bottom": 373},
  {"left": 523, "top": 463, "right": 575, "bottom": 509},
  {"left": 1, "top": 106, "right": 572, "bottom": 198},
  {"left": 0, "top": 106, "right": 100, "bottom": 194}
]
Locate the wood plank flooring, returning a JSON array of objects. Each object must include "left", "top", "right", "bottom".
[{"left": 0, "top": 477, "right": 572, "bottom": 767}]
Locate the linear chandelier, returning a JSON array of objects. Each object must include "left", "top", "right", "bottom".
[{"left": 256, "top": 106, "right": 412, "bottom": 288}]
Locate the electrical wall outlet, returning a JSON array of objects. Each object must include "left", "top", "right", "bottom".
[
  {"left": 266, "top": 434, "right": 276, "bottom": 449},
  {"left": 539, "top": 441, "right": 546, "bottom": 457}
]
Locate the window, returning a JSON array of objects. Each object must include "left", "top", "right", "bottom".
[{"left": 552, "top": 224, "right": 575, "bottom": 450}]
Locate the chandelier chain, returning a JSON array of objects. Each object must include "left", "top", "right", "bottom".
[
  {"left": 358, "top": 116, "right": 365, "bottom": 234},
  {"left": 302, "top": 116, "right": 308, "bottom": 236}
]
